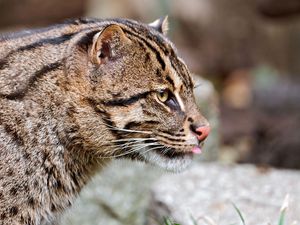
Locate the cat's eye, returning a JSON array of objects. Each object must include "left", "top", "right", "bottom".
[
  {"left": 156, "top": 89, "right": 180, "bottom": 110},
  {"left": 157, "top": 90, "right": 169, "bottom": 102}
]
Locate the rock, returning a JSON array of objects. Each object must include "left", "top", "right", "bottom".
[
  {"left": 60, "top": 77, "right": 219, "bottom": 225},
  {"left": 60, "top": 160, "right": 163, "bottom": 225},
  {"left": 148, "top": 163, "right": 300, "bottom": 225}
]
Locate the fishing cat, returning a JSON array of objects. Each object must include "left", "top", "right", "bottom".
[{"left": 0, "top": 17, "right": 210, "bottom": 225}]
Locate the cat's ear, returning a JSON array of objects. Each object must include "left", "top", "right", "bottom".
[
  {"left": 89, "top": 24, "right": 131, "bottom": 65},
  {"left": 149, "top": 16, "right": 169, "bottom": 35}
]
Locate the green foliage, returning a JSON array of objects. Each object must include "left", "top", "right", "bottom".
[
  {"left": 162, "top": 217, "right": 180, "bottom": 225},
  {"left": 161, "top": 196, "right": 290, "bottom": 225}
]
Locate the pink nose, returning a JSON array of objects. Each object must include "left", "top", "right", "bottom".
[{"left": 195, "top": 125, "right": 211, "bottom": 141}]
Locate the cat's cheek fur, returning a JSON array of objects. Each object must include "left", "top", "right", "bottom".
[{"left": 140, "top": 149, "right": 193, "bottom": 172}]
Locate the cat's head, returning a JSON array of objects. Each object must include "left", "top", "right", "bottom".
[{"left": 68, "top": 17, "right": 210, "bottom": 172}]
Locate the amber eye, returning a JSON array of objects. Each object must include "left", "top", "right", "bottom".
[{"left": 156, "top": 90, "right": 169, "bottom": 102}]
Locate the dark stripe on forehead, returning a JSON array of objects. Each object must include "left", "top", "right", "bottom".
[
  {"left": 120, "top": 20, "right": 171, "bottom": 55},
  {"left": 1, "top": 61, "right": 62, "bottom": 100},
  {"left": 145, "top": 34, "right": 171, "bottom": 56},
  {"left": 166, "top": 75, "right": 175, "bottom": 88},
  {"left": 101, "top": 91, "right": 151, "bottom": 107},
  {"left": 168, "top": 48, "right": 190, "bottom": 87},
  {"left": 120, "top": 23, "right": 193, "bottom": 89},
  {"left": 137, "top": 41, "right": 150, "bottom": 55},
  {"left": 177, "top": 58, "right": 193, "bottom": 87},
  {"left": 144, "top": 27, "right": 193, "bottom": 88},
  {"left": 180, "top": 60, "right": 194, "bottom": 88},
  {"left": 123, "top": 29, "right": 166, "bottom": 70},
  {"left": 170, "top": 57, "right": 193, "bottom": 88}
]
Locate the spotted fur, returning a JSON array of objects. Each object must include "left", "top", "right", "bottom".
[{"left": 0, "top": 17, "right": 209, "bottom": 225}]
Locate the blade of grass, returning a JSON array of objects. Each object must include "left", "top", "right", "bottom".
[
  {"left": 232, "top": 202, "right": 246, "bottom": 225},
  {"left": 278, "top": 210, "right": 286, "bottom": 225},
  {"left": 278, "top": 194, "right": 289, "bottom": 225}
]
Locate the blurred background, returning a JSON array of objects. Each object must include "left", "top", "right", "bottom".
[{"left": 1, "top": 0, "right": 299, "bottom": 224}]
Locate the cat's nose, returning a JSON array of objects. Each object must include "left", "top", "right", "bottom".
[
  {"left": 191, "top": 124, "right": 211, "bottom": 142},
  {"left": 195, "top": 125, "right": 210, "bottom": 141}
]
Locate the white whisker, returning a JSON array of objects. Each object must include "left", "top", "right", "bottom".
[
  {"left": 101, "top": 121, "right": 153, "bottom": 135},
  {"left": 106, "top": 141, "right": 156, "bottom": 150},
  {"left": 97, "top": 142, "right": 160, "bottom": 159},
  {"left": 140, "top": 145, "right": 166, "bottom": 155},
  {"left": 105, "top": 137, "right": 157, "bottom": 144}
]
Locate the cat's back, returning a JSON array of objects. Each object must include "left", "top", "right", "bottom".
[{"left": 0, "top": 19, "right": 103, "bottom": 100}]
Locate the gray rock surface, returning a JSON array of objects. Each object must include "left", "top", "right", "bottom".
[
  {"left": 60, "top": 160, "right": 163, "bottom": 225},
  {"left": 60, "top": 76, "right": 219, "bottom": 225},
  {"left": 148, "top": 163, "right": 300, "bottom": 225}
]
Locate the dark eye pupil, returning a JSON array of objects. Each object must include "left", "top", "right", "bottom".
[{"left": 159, "top": 90, "right": 167, "bottom": 98}]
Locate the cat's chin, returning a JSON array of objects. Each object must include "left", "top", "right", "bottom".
[{"left": 139, "top": 148, "right": 193, "bottom": 172}]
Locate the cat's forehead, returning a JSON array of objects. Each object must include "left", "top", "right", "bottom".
[
  {"left": 117, "top": 18, "right": 176, "bottom": 53},
  {"left": 144, "top": 26, "right": 193, "bottom": 91},
  {"left": 105, "top": 18, "right": 193, "bottom": 92}
]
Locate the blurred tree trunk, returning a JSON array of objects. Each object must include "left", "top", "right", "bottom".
[{"left": 256, "top": 0, "right": 300, "bottom": 18}]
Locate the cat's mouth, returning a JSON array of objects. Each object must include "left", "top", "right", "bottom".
[
  {"left": 153, "top": 143, "right": 203, "bottom": 158},
  {"left": 135, "top": 142, "right": 205, "bottom": 172},
  {"left": 116, "top": 136, "right": 205, "bottom": 172},
  {"left": 154, "top": 147, "right": 191, "bottom": 158}
]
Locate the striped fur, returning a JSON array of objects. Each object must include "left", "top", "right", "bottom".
[{"left": 0, "top": 17, "right": 208, "bottom": 225}]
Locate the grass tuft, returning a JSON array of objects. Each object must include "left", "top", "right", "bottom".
[{"left": 162, "top": 195, "right": 291, "bottom": 225}]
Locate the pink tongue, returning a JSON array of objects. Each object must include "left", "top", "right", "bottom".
[{"left": 192, "top": 146, "right": 202, "bottom": 154}]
